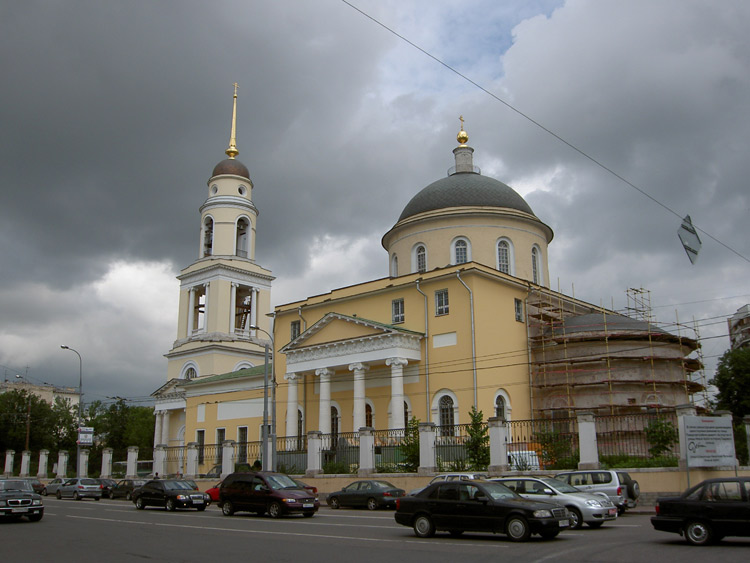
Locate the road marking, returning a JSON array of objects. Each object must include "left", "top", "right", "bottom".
[{"left": 67, "top": 515, "right": 507, "bottom": 548}]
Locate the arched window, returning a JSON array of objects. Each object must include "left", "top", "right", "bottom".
[
  {"left": 454, "top": 239, "right": 469, "bottom": 264},
  {"left": 391, "top": 255, "right": 398, "bottom": 277},
  {"left": 365, "top": 403, "right": 373, "bottom": 428},
  {"left": 202, "top": 217, "right": 214, "bottom": 257},
  {"left": 439, "top": 395, "right": 455, "bottom": 436},
  {"left": 497, "top": 240, "right": 510, "bottom": 274},
  {"left": 416, "top": 245, "right": 426, "bottom": 273},
  {"left": 236, "top": 218, "right": 249, "bottom": 258},
  {"left": 331, "top": 406, "right": 339, "bottom": 437},
  {"left": 403, "top": 401, "right": 409, "bottom": 429},
  {"left": 297, "top": 409, "right": 304, "bottom": 450},
  {"left": 495, "top": 396, "right": 506, "bottom": 420},
  {"left": 531, "top": 246, "right": 542, "bottom": 285},
  {"left": 184, "top": 367, "right": 197, "bottom": 380}
]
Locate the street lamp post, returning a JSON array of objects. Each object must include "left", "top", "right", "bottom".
[
  {"left": 60, "top": 345, "right": 83, "bottom": 477},
  {"left": 250, "top": 326, "right": 276, "bottom": 471}
]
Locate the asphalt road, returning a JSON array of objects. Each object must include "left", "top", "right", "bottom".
[{"left": 3, "top": 498, "right": 749, "bottom": 562}]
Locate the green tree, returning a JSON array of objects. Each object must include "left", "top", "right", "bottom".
[
  {"left": 711, "top": 347, "right": 750, "bottom": 418},
  {"left": 401, "top": 416, "right": 420, "bottom": 471},
  {"left": 644, "top": 418, "right": 678, "bottom": 457},
  {"left": 465, "top": 406, "right": 490, "bottom": 470},
  {"left": 0, "top": 390, "right": 59, "bottom": 454}
]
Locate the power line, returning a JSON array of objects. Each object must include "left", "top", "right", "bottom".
[{"left": 341, "top": 0, "right": 750, "bottom": 264}]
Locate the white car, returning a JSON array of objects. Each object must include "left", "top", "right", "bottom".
[
  {"left": 407, "top": 473, "right": 487, "bottom": 496},
  {"left": 493, "top": 476, "right": 618, "bottom": 529}
]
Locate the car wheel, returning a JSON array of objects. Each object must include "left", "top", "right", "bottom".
[
  {"left": 28, "top": 513, "right": 43, "bottom": 522},
  {"left": 540, "top": 530, "right": 560, "bottom": 540},
  {"left": 268, "top": 501, "right": 282, "bottom": 519},
  {"left": 413, "top": 514, "right": 435, "bottom": 538},
  {"left": 222, "top": 500, "right": 235, "bottom": 516},
  {"left": 166, "top": 498, "right": 177, "bottom": 512},
  {"left": 684, "top": 520, "right": 713, "bottom": 546},
  {"left": 108, "top": 491, "right": 115, "bottom": 499},
  {"left": 135, "top": 497, "right": 145, "bottom": 510},
  {"left": 126, "top": 491, "right": 132, "bottom": 501},
  {"left": 587, "top": 521, "right": 603, "bottom": 529},
  {"left": 303, "top": 511, "right": 315, "bottom": 518},
  {"left": 448, "top": 530, "right": 464, "bottom": 537},
  {"left": 628, "top": 480, "right": 640, "bottom": 500},
  {"left": 74, "top": 492, "right": 81, "bottom": 501},
  {"left": 41, "top": 488, "right": 47, "bottom": 496},
  {"left": 56, "top": 490, "right": 62, "bottom": 500},
  {"left": 94, "top": 496, "right": 100, "bottom": 501},
  {"left": 567, "top": 507, "right": 583, "bottom": 529},
  {"left": 506, "top": 516, "right": 531, "bottom": 542},
  {"left": 366, "top": 497, "right": 378, "bottom": 511},
  {"left": 328, "top": 496, "right": 340, "bottom": 509}
]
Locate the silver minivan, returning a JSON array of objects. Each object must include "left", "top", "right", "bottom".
[
  {"left": 554, "top": 470, "right": 639, "bottom": 513},
  {"left": 493, "top": 476, "right": 618, "bottom": 529}
]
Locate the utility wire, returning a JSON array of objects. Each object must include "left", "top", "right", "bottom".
[{"left": 341, "top": 0, "right": 750, "bottom": 264}]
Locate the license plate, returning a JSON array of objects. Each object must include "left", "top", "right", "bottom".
[
  {"left": 303, "top": 503, "right": 313, "bottom": 508},
  {"left": 193, "top": 499, "right": 204, "bottom": 504},
  {"left": 608, "top": 508, "right": 617, "bottom": 516},
  {"left": 559, "top": 520, "right": 569, "bottom": 527},
  {"left": 12, "top": 508, "right": 28, "bottom": 513}
]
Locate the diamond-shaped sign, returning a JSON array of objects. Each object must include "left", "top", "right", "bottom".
[{"left": 678, "top": 215, "right": 701, "bottom": 264}]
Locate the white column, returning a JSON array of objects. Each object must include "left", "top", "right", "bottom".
[
  {"left": 161, "top": 411, "right": 171, "bottom": 446},
  {"left": 187, "top": 288, "right": 196, "bottom": 335},
  {"left": 349, "top": 363, "right": 368, "bottom": 431},
  {"left": 285, "top": 373, "right": 299, "bottom": 438},
  {"left": 316, "top": 368, "right": 332, "bottom": 434},
  {"left": 229, "top": 283, "right": 237, "bottom": 334},
  {"left": 386, "top": 358, "right": 408, "bottom": 430},
  {"left": 203, "top": 283, "right": 210, "bottom": 333},
  {"left": 154, "top": 411, "right": 163, "bottom": 446},
  {"left": 577, "top": 411, "right": 599, "bottom": 470},
  {"left": 251, "top": 288, "right": 258, "bottom": 336}
]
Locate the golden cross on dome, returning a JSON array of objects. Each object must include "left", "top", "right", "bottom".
[{"left": 459, "top": 115, "right": 464, "bottom": 129}]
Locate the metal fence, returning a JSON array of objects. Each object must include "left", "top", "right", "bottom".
[
  {"left": 321, "top": 431, "right": 359, "bottom": 473},
  {"left": 595, "top": 412, "right": 679, "bottom": 462},
  {"left": 373, "top": 428, "right": 408, "bottom": 471},
  {"left": 435, "top": 423, "right": 472, "bottom": 469},
  {"left": 276, "top": 435, "right": 306, "bottom": 474},
  {"left": 507, "top": 417, "right": 579, "bottom": 470}
]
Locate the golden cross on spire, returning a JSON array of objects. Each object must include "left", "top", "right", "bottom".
[
  {"left": 459, "top": 115, "right": 464, "bottom": 129},
  {"left": 226, "top": 83, "right": 239, "bottom": 159}
]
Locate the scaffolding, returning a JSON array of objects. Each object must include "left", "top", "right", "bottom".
[{"left": 527, "top": 286, "right": 704, "bottom": 418}]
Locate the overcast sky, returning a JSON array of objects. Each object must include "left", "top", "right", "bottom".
[{"left": 1, "top": 0, "right": 748, "bottom": 407}]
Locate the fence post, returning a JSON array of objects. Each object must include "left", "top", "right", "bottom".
[
  {"left": 79, "top": 449, "right": 90, "bottom": 478},
  {"left": 20, "top": 450, "right": 31, "bottom": 477},
  {"left": 185, "top": 443, "right": 199, "bottom": 479},
  {"left": 488, "top": 417, "right": 510, "bottom": 476},
  {"left": 676, "top": 403, "right": 697, "bottom": 470},
  {"left": 418, "top": 422, "right": 436, "bottom": 475},
  {"left": 100, "top": 448, "right": 113, "bottom": 478},
  {"left": 4, "top": 450, "right": 15, "bottom": 477},
  {"left": 306, "top": 431, "right": 322, "bottom": 477},
  {"left": 222, "top": 440, "right": 236, "bottom": 478},
  {"left": 37, "top": 449, "right": 49, "bottom": 479},
  {"left": 358, "top": 428, "right": 375, "bottom": 476},
  {"left": 577, "top": 412, "right": 599, "bottom": 469},
  {"left": 126, "top": 446, "right": 139, "bottom": 479},
  {"left": 57, "top": 451, "right": 68, "bottom": 478},
  {"left": 153, "top": 445, "right": 166, "bottom": 478}
]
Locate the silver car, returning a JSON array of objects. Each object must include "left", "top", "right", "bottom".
[
  {"left": 493, "top": 476, "right": 618, "bottom": 529},
  {"left": 55, "top": 478, "right": 102, "bottom": 501},
  {"left": 42, "top": 478, "right": 66, "bottom": 496}
]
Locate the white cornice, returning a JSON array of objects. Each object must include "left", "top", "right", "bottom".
[
  {"left": 178, "top": 261, "right": 275, "bottom": 287},
  {"left": 200, "top": 196, "right": 258, "bottom": 216}
]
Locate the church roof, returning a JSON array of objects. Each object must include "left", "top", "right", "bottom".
[
  {"left": 398, "top": 171, "right": 536, "bottom": 222},
  {"left": 211, "top": 158, "right": 250, "bottom": 180}
]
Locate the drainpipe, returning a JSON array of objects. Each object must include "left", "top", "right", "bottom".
[
  {"left": 415, "top": 279, "right": 430, "bottom": 419},
  {"left": 456, "top": 271, "right": 477, "bottom": 409},
  {"left": 524, "top": 284, "right": 534, "bottom": 421},
  {"left": 298, "top": 307, "right": 307, "bottom": 434}
]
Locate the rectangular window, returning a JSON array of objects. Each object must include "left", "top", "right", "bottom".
[
  {"left": 290, "top": 320, "right": 301, "bottom": 340},
  {"left": 196, "top": 429, "right": 205, "bottom": 465},
  {"left": 392, "top": 298, "right": 405, "bottom": 324},
  {"left": 514, "top": 298, "right": 524, "bottom": 322},
  {"left": 216, "top": 428, "right": 225, "bottom": 463},
  {"left": 435, "top": 289, "right": 449, "bottom": 316},
  {"left": 237, "top": 426, "right": 248, "bottom": 463}
]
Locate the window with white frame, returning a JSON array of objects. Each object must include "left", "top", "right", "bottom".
[
  {"left": 391, "top": 255, "right": 398, "bottom": 277},
  {"left": 365, "top": 403, "right": 373, "bottom": 428},
  {"left": 454, "top": 238, "right": 469, "bottom": 264},
  {"left": 392, "top": 298, "right": 405, "bottom": 324},
  {"left": 439, "top": 395, "right": 455, "bottom": 436},
  {"left": 532, "top": 246, "right": 541, "bottom": 284},
  {"left": 235, "top": 217, "right": 249, "bottom": 258},
  {"left": 290, "top": 320, "right": 301, "bottom": 340},
  {"left": 514, "top": 298, "right": 523, "bottom": 322},
  {"left": 498, "top": 240, "right": 511, "bottom": 273},
  {"left": 416, "top": 245, "right": 426, "bottom": 273},
  {"left": 202, "top": 216, "right": 213, "bottom": 257},
  {"left": 495, "top": 396, "right": 506, "bottom": 420},
  {"left": 435, "top": 289, "right": 449, "bottom": 316}
]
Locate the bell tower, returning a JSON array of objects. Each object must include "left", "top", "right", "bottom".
[{"left": 165, "top": 84, "right": 275, "bottom": 381}]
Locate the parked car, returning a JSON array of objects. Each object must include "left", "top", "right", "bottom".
[
  {"left": 22, "top": 478, "right": 44, "bottom": 495},
  {"left": 493, "top": 476, "right": 618, "bottom": 529},
  {"left": 206, "top": 481, "right": 222, "bottom": 503},
  {"left": 327, "top": 480, "right": 405, "bottom": 510},
  {"left": 395, "top": 479, "right": 570, "bottom": 541},
  {"left": 408, "top": 472, "right": 487, "bottom": 496},
  {"left": 219, "top": 471, "right": 319, "bottom": 518},
  {"left": 0, "top": 478, "right": 44, "bottom": 522},
  {"left": 651, "top": 477, "right": 750, "bottom": 545},
  {"left": 132, "top": 479, "right": 210, "bottom": 511},
  {"left": 55, "top": 478, "right": 103, "bottom": 500},
  {"left": 291, "top": 478, "right": 317, "bottom": 495},
  {"left": 554, "top": 470, "right": 639, "bottom": 513},
  {"left": 42, "top": 477, "right": 65, "bottom": 496},
  {"left": 96, "top": 478, "right": 118, "bottom": 498},
  {"left": 110, "top": 478, "right": 146, "bottom": 500}
]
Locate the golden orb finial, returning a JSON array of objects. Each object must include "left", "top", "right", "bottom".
[{"left": 457, "top": 115, "right": 468, "bottom": 146}]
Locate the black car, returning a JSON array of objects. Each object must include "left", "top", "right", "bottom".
[
  {"left": 0, "top": 478, "right": 44, "bottom": 522},
  {"left": 132, "top": 479, "right": 210, "bottom": 511},
  {"left": 219, "top": 471, "right": 319, "bottom": 518},
  {"left": 96, "top": 478, "right": 118, "bottom": 498},
  {"left": 651, "top": 477, "right": 750, "bottom": 545},
  {"left": 327, "top": 480, "right": 405, "bottom": 510},
  {"left": 395, "top": 479, "right": 570, "bottom": 541},
  {"left": 110, "top": 478, "right": 146, "bottom": 500}
]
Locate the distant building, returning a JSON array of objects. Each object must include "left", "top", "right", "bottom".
[
  {"left": 0, "top": 379, "right": 79, "bottom": 408},
  {"left": 728, "top": 304, "right": 750, "bottom": 350}
]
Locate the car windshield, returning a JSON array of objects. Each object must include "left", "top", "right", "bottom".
[
  {"left": 478, "top": 481, "right": 519, "bottom": 500},
  {"left": 265, "top": 474, "right": 300, "bottom": 490},
  {"left": 540, "top": 477, "right": 579, "bottom": 494},
  {"left": 0, "top": 480, "right": 33, "bottom": 492},
  {"left": 163, "top": 480, "right": 196, "bottom": 491}
]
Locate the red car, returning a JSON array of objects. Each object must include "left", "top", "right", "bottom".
[{"left": 206, "top": 481, "right": 222, "bottom": 502}]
